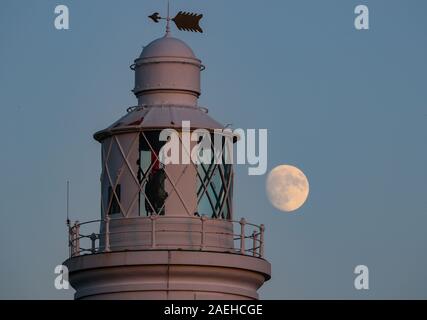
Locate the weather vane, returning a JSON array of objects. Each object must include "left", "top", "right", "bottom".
[{"left": 148, "top": 2, "right": 203, "bottom": 34}]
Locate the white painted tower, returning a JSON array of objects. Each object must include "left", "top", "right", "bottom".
[{"left": 64, "top": 13, "right": 271, "bottom": 300}]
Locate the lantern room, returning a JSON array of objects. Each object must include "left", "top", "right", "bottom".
[{"left": 91, "top": 34, "right": 236, "bottom": 252}]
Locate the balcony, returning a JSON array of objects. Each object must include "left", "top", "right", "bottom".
[{"left": 68, "top": 215, "right": 265, "bottom": 259}]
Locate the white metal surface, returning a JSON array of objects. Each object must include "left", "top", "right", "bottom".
[
  {"left": 139, "top": 36, "right": 197, "bottom": 59},
  {"left": 133, "top": 36, "right": 202, "bottom": 105},
  {"left": 65, "top": 250, "right": 271, "bottom": 300}
]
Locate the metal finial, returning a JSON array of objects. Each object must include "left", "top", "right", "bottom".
[
  {"left": 148, "top": 3, "right": 204, "bottom": 34},
  {"left": 165, "top": 1, "right": 171, "bottom": 36}
]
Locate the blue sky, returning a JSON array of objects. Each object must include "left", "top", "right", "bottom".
[{"left": 0, "top": 0, "right": 426, "bottom": 299}]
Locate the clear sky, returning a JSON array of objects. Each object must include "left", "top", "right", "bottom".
[{"left": 0, "top": 0, "right": 426, "bottom": 299}]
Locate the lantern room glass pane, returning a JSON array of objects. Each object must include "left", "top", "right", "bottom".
[
  {"left": 108, "top": 185, "right": 121, "bottom": 215},
  {"left": 138, "top": 131, "right": 168, "bottom": 216},
  {"left": 196, "top": 134, "right": 233, "bottom": 220}
]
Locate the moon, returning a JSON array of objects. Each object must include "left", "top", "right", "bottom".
[{"left": 266, "top": 165, "right": 309, "bottom": 212}]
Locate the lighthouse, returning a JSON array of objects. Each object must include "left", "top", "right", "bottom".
[{"left": 64, "top": 9, "right": 271, "bottom": 300}]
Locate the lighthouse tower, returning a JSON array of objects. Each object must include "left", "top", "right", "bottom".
[{"left": 64, "top": 12, "right": 271, "bottom": 300}]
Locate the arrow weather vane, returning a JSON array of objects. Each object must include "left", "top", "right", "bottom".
[{"left": 149, "top": 2, "right": 203, "bottom": 34}]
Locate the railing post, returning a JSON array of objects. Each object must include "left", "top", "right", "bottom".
[
  {"left": 239, "top": 218, "right": 246, "bottom": 254},
  {"left": 150, "top": 215, "right": 157, "bottom": 249},
  {"left": 252, "top": 231, "right": 257, "bottom": 257},
  {"left": 104, "top": 216, "right": 111, "bottom": 252},
  {"left": 201, "top": 215, "right": 207, "bottom": 250},
  {"left": 72, "top": 225, "right": 76, "bottom": 257},
  {"left": 68, "top": 224, "right": 73, "bottom": 258},
  {"left": 260, "top": 224, "right": 265, "bottom": 258},
  {"left": 90, "top": 233, "right": 97, "bottom": 254},
  {"left": 74, "top": 221, "right": 80, "bottom": 257}
]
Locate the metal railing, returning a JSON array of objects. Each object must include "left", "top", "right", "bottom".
[{"left": 68, "top": 216, "right": 265, "bottom": 259}]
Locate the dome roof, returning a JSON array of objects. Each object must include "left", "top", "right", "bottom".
[
  {"left": 133, "top": 36, "right": 202, "bottom": 101},
  {"left": 140, "top": 36, "right": 197, "bottom": 59}
]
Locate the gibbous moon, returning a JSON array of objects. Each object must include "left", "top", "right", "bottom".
[{"left": 266, "top": 165, "right": 309, "bottom": 212}]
